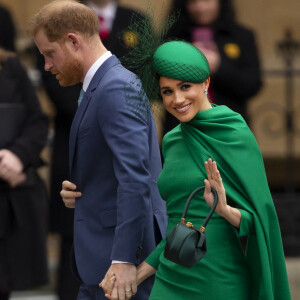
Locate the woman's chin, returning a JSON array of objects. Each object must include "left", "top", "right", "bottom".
[{"left": 172, "top": 112, "right": 195, "bottom": 123}]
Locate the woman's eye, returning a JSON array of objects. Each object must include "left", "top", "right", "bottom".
[
  {"left": 162, "top": 89, "right": 172, "bottom": 95},
  {"left": 181, "top": 84, "right": 191, "bottom": 90}
]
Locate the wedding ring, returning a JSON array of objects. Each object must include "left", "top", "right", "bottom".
[{"left": 125, "top": 289, "right": 131, "bottom": 292}]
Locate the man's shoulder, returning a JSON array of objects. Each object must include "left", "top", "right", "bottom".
[
  {"left": 90, "top": 56, "right": 131, "bottom": 87},
  {"left": 101, "top": 59, "right": 142, "bottom": 89},
  {"left": 94, "top": 61, "right": 150, "bottom": 122}
]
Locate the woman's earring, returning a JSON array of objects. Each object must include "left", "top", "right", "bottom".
[{"left": 204, "top": 89, "right": 208, "bottom": 95}]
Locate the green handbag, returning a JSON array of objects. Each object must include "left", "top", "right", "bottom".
[{"left": 164, "top": 186, "right": 218, "bottom": 268}]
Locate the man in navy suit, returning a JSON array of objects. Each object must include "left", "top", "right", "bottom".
[
  {"left": 34, "top": 2, "right": 147, "bottom": 299},
  {"left": 29, "top": 1, "right": 167, "bottom": 299}
]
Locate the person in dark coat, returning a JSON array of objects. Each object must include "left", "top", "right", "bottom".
[
  {"left": 163, "top": 0, "right": 262, "bottom": 134},
  {"left": 0, "top": 48, "right": 49, "bottom": 300},
  {"left": 36, "top": 64, "right": 81, "bottom": 300},
  {"left": 35, "top": 1, "right": 147, "bottom": 299},
  {"left": 83, "top": 0, "right": 145, "bottom": 59},
  {"left": 0, "top": 5, "right": 15, "bottom": 51}
]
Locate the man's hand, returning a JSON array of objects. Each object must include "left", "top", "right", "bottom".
[
  {"left": 0, "top": 149, "right": 26, "bottom": 187},
  {"left": 0, "top": 149, "right": 23, "bottom": 174},
  {"left": 7, "top": 172, "right": 27, "bottom": 188},
  {"left": 60, "top": 180, "right": 82, "bottom": 208},
  {"left": 101, "top": 263, "right": 137, "bottom": 300}
]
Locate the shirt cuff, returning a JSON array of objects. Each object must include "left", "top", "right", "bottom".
[{"left": 111, "top": 260, "right": 131, "bottom": 264}]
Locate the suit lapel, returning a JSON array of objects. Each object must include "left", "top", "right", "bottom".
[
  {"left": 69, "top": 90, "right": 89, "bottom": 175},
  {"left": 69, "top": 56, "right": 120, "bottom": 176}
]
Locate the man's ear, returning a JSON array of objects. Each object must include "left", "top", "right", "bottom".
[{"left": 66, "top": 33, "right": 81, "bottom": 51}]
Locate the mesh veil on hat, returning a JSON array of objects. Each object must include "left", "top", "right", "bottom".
[
  {"left": 153, "top": 41, "right": 210, "bottom": 83},
  {"left": 121, "top": 8, "right": 210, "bottom": 111}
]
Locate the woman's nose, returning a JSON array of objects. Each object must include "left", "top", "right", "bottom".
[{"left": 174, "top": 92, "right": 185, "bottom": 105}]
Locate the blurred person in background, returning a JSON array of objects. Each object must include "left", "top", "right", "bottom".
[
  {"left": 163, "top": 0, "right": 262, "bottom": 135},
  {"left": 0, "top": 47, "right": 49, "bottom": 300},
  {"left": 35, "top": 1, "right": 146, "bottom": 299},
  {"left": 82, "top": 0, "right": 145, "bottom": 58},
  {"left": 36, "top": 48, "right": 81, "bottom": 300},
  {"left": 0, "top": 5, "right": 16, "bottom": 52}
]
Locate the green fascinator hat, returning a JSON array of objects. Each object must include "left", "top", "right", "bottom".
[
  {"left": 153, "top": 41, "right": 210, "bottom": 83},
  {"left": 120, "top": 12, "right": 210, "bottom": 103}
]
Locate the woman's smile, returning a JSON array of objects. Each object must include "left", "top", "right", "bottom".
[{"left": 175, "top": 103, "right": 192, "bottom": 113}]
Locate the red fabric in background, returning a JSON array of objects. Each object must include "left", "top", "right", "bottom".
[{"left": 98, "top": 15, "right": 110, "bottom": 41}]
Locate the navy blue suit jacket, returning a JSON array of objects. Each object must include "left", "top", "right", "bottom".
[{"left": 69, "top": 56, "right": 167, "bottom": 289}]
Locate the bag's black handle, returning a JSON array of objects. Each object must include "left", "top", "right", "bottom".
[{"left": 181, "top": 186, "right": 218, "bottom": 230}]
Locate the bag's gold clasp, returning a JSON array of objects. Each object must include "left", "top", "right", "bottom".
[
  {"left": 181, "top": 218, "right": 186, "bottom": 224},
  {"left": 200, "top": 226, "right": 205, "bottom": 232},
  {"left": 186, "top": 222, "right": 194, "bottom": 228}
]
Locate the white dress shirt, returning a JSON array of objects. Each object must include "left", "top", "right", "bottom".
[{"left": 82, "top": 51, "right": 112, "bottom": 93}]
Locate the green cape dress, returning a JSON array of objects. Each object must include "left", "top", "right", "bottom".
[{"left": 146, "top": 105, "right": 291, "bottom": 300}]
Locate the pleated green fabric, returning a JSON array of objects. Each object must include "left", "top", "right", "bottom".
[{"left": 146, "top": 105, "right": 291, "bottom": 300}]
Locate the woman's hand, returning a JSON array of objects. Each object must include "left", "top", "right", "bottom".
[
  {"left": 99, "top": 272, "right": 116, "bottom": 299},
  {"left": 203, "top": 158, "right": 241, "bottom": 228},
  {"left": 203, "top": 158, "right": 228, "bottom": 217}
]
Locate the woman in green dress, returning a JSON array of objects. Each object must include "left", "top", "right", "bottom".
[{"left": 101, "top": 41, "right": 291, "bottom": 300}]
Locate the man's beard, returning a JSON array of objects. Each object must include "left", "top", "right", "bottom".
[{"left": 54, "top": 55, "right": 83, "bottom": 87}]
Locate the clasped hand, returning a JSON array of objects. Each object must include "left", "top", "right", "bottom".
[{"left": 99, "top": 263, "right": 137, "bottom": 300}]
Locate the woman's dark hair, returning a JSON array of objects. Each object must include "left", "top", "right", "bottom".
[{"left": 169, "top": 0, "right": 236, "bottom": 27}]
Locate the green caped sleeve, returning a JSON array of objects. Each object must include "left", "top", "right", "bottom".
[
  {"left": 237, "top": 208, "right": 254, "bottom": 237},
  {"left": 145, "top": 238, "right": 166, "bottom": 270}
]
